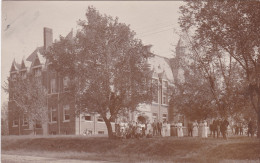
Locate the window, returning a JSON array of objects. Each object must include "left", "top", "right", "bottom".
[
  {"left": 11, "top": 73, "right": 17, "bottom": 81},
  {"left": 50, "top": 107, "right": 57, "bottom": 122},
  {"left": 97, "top": 116, "right": 104, "bottom": 122},
  {"left": 63, "top": 76, "right": 69, "bottom": 90},
  {"left": 152, "top": 79, "right": 159, "bottom": 103},
  {"left": 83, "top": 115, "right": 92, "bottom": 121},
  {"left": 51, "top": 79, "right": 56, "bottom": 93},
  {"left": 21, "top": 71, "right": 26, "bottom": 79},
  {"left": 162, "top": 114, "right": 167, "bottom": 122},
  {"left": 23, "top": 114, "right": 28, "bottom": 126},
  {"left": 98, "top": 131, "right": 104, "bottom": 134},
  {"left": 63, "top": 105, "right": 70, "bottom": 121},
  {"left": 36, "top": 120, "right": 42, "bottom": 128},
  {"left": 152, "top": 113, "right": 158, "bottom": 121},
  {"left": 162, "top": 81, "right": 168, "bottom": 105},
  {"left": 13, "top": 119, "right": 18, "bottom": 127},
  {"left": 34, "top": 68, "right": 41, "bottom": 77}
]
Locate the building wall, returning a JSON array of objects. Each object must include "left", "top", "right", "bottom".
[{"left": 75, "top": 114, "right": 115, "bottom": 135}]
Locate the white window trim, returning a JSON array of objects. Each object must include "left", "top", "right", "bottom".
[
  {"left": 50, "top": 107, "right": 57, "bottom": 123},
  {"left": 63, "top": 76, "right": 69, "bottom": 90},
  {"left": 97, "top": 116, "right": 104, "bottom": 123},
  {"left": 83, "top": 115, "right": 93, "bottom": 122},
  {"left": 152, "top": 78, "right": 159, "bottom": 104},
  {"left": 50, "top": 79, "right": 57, "bottom": 94},
  {"left": 162, "top": 79, "right": 168, "bottom": 105},
  {"left": 12, "top": 120, "right": 18, "bottom": 127},
  {"left": 63, "top": 105, "right": 70, "bottom": 122}
]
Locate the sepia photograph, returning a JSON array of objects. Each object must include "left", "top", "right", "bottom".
[{"left": 1, "top": 1, "right": 260, "bottom": 162}]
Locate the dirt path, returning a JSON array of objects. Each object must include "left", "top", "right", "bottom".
[{"left": 1, "top": 154, "right": 114, "bottom": 163}]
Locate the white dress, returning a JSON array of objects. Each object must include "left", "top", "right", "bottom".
[
  {"left": 177, "top": 123, "right": 183, "bottom": 137},
  {"left": 162, "top": 123, "right": 167, "bottom": 137},
  {"left": 166, "top": 123, "right": 171, "bottom": 136},
  {"left": 202, "top": 121, "right": 208, "bottom": 138},
  {"left": 193, "top": 122, "right": 199, "bottom": 137}
]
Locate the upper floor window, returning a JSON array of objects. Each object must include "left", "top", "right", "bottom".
[
  {"left": 162, "top": 81, "right": 168, "bottom": 105},
  {"left": 63, "top": 105, "right": 70, "bottom": 122},
  {"left": 63, "top": 76, "right": 69, "bottom": 90},
  {"left": 97, "top": 116, "right": 104, "bottom": 122},
  {"left": 34, "top": 68, "right": 41, "bottom": 77},
  {"left": 152, "top": 79, "right": 159, "bottom": 103},
  {"left": 83, "top": 115, "right": 92, "bottom": 121},
  {"left": 11, "top": 73, "right": 17, "bottom": 81},
  {"left": 21, "top": 71, "right": 26, "bottom": 79},
  {"left": 50, "top": 79, "right": 56, "bottom": 93}
]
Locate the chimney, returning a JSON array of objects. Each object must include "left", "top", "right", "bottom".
[{"left": 44, "top": 27, "right": 53, "bottom": 50}]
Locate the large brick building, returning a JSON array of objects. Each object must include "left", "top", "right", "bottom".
[{"left": 8, "top": 28, "right": 174, "bottom": 135}]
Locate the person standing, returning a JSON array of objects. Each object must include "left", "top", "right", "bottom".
[
  {"left": 193, "top": 120, "right": 199, "bottom": 137},
  {"left": 157, "top": 121, "right": 162, "bottom": 136},
  {"left": 152, "top": 120, "right": 157, "bottom": 136},
  {"left": 177, "top": 122, "right": 183, "bottom": 137},
  {"left": 248, "top": 120, "right": 254, "bottom": 137},
  {"left": 201, "top": 120, "right": 208, "bottom": 138},
  {"left": 162, "top": 121, "right": 167, "bottom": 137},
  {"left": 166, "top": 121, "right": 171, "bottom": 136},
  {"left": 188, "top": 121, "right": 193, "bottom": 137},
  {"left": 220, "top": 119, "right": 229, "bottom": 139}
]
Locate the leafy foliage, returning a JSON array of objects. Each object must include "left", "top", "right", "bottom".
[
  {"left": 178, "top": 0, "right": 260, "bottom": 137},
  {"left": 45, "top": 6, "right": 153, "bottom": 138}
]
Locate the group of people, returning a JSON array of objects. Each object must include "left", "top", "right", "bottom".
[
  {"left": 232, "top": 120, "right": 256, "bottom": 137},
  {"left": 113, "top": 118, "right": 257, "bottom": 139},
  {"left": 114, "top": 120, "right": 171, "bottom": 139},
  {"left": 209, "top": 119, "right": 230, "bottom": 139}
]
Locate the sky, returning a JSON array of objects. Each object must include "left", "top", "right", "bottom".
[{"left": 1, "top": 1, "right": 185, "bottom": 105}]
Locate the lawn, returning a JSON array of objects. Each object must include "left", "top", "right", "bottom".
[{"left": 2, "top": 135, "right": 260, "bottom": 162}]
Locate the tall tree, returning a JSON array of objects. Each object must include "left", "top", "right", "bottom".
[
  {"left": 4, "top": 75, "right": 48, "bottom": 135},
  {"left": 45, "top": 6, "right": 153, "bottom": 138},
  {"left": 179, "top": 0, "right": 260, "bottom": 137}
]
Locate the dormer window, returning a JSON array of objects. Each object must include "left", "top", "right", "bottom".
[
  {"left": 34, "top": 67, "right": 41, "bottom": 77},
  {"left": 20, "top": 71, "right": 26, "bottom": 79},
  {"left": 11, "top": 73, "right": 17, "bottom": 81}
]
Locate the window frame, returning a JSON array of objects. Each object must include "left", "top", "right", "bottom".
[
  {"left": 22, "top": 114, "right": 28, "bottom": 126},
  {"left": 63, "top": 105, "right": 70, "bottom": 122},
  {"left": 50, "top": 78, "right": 56, "bottom": 94},
  {"left": 50, "top": 106, "right": 57, "bottom": 123},
  {"left": 13, "top": 119, "right": 18, "bottom": 127}
]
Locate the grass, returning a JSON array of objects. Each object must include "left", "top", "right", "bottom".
[{"left": 2, "top": 135, "right": 260, "bottom": 162}]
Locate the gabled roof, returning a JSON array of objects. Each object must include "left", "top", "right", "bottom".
[
  {"left": 148, "top": 55, "right": 174, "bottom": 81},
  {"left": 26, "top": 47, "right": 44, "bottom": 62},
  {"left": 10, "top": 59, "right": 21, "bottom": 72}
]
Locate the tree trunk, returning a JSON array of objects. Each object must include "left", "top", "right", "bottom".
[{"left": 104, "top": 117, "right": 113, "bottom": 139}]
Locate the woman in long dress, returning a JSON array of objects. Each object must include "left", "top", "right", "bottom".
[
  {"left": 166, "top": 121, "right": 171, "bottom": 136},
  {"left": 162, "top": 121, "right": 167, "bottom": 137},
  {"left": 193, "top": 121, "right": 199, "bottom": 137},
  {"left": 177, "top": 122, "right": 183, "bottom": 137},
  {"left": 202, "top": 120, "right": 208, "bottom": 138}
]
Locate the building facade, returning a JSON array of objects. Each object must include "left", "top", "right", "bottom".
[{"left": 8, "top": 27, "right": 173, "bottom": 135}]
